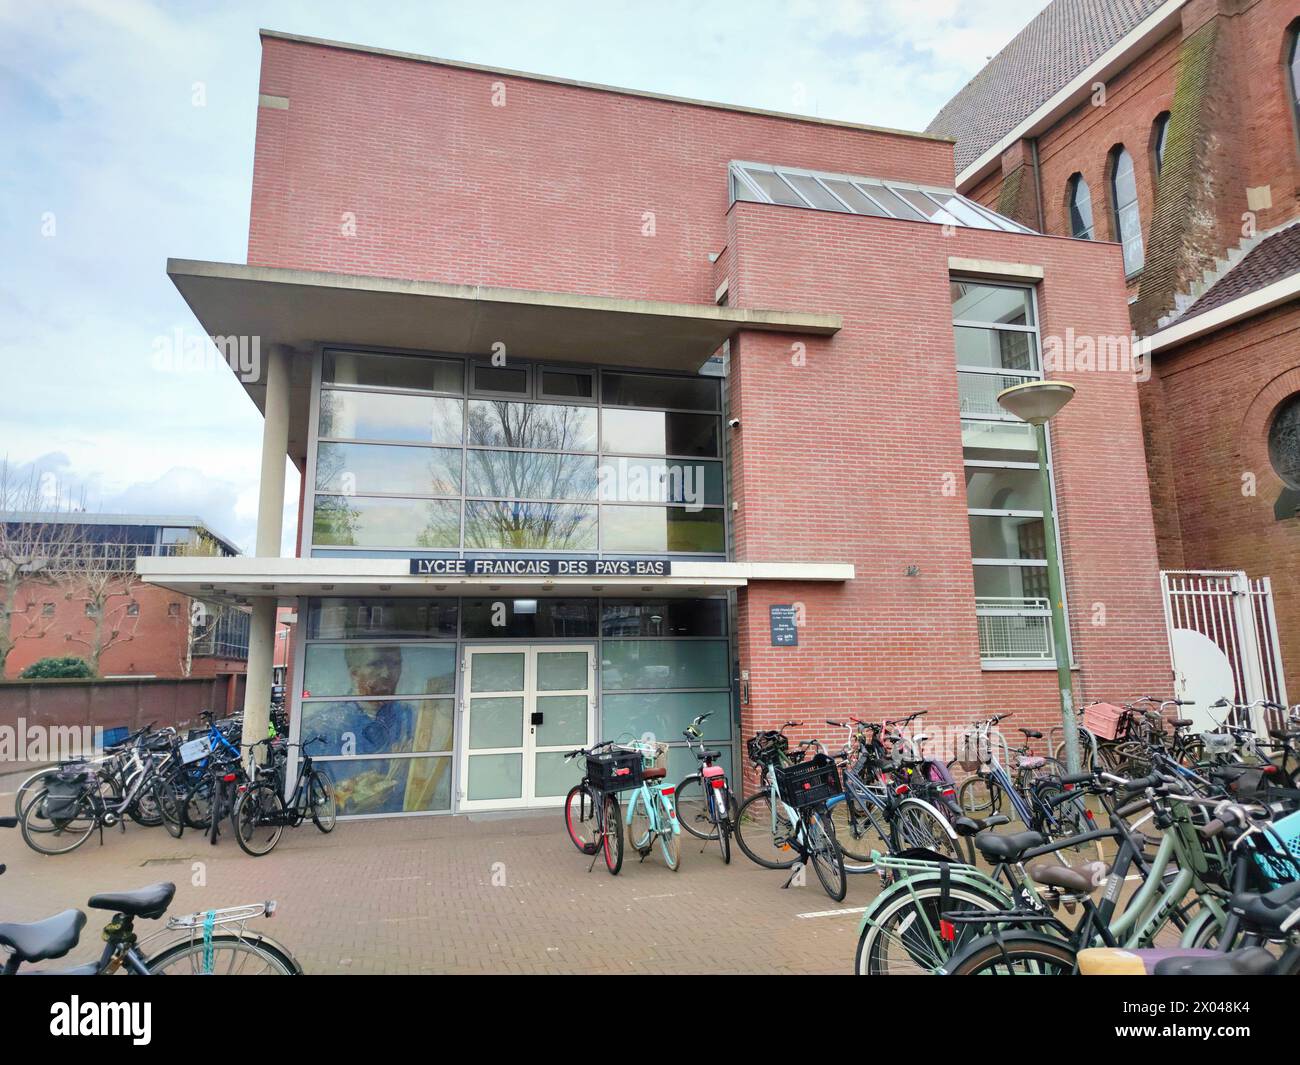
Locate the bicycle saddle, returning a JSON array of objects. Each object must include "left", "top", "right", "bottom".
[
  {"left": 87, "top": 882, "right": 176, "bottom": 920},
  {"left": 1269, "top": 728, "right": 1300, "bottom": 741},
  {"left": 951, "top": 813, "right": 1011, "bottom": 836},
  {"left": 974, "top": 830, "right": 1044, "bottom": 863},
  {"left": 640, "top": 767, "right": 667, "bottom": 781},
  {"left": 1028, "top": 861, "right": 1106, "bottom": 896},
  {"left": 1170, "top": 718, "right": 1194, "bottom": 728},
  {"left": 1019, "top": 728, "right": 1043, "bottom": 739},
  {"left": 1017, "top": 755, "right": 1046, "bottom": 769},
  {"left": 1153, "top": 947, "right": 1277, "bottom": 977},
  {"left": 1228, "top": 880, "right": 1300, "bottom": 938},
  {"left": 1078, "top": 947, "right": 1218, "bottom": 975},
  {"left": 0, "top": 909, "right": 86, "bottom": 964},
  {"left": 694, "top": 749, "right": 722, "bottom": 761}
]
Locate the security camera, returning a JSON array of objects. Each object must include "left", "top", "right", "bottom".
[{"left": 727, "top": 417, "right": 741, "bottom": 429}]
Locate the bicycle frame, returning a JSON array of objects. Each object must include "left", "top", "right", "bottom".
[{"left": 624, "top": 776, "right": 680, "bottom": 839}]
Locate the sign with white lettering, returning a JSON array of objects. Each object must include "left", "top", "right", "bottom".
[
  {"left": 409, "top": 557, "right": 672, "bottom": 578},
  {"left": 769, "top": 604, "right": 799, "bottom": 646}
]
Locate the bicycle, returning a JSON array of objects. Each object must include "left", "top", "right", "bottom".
[
  {"left": 673, "top": 713, "right": 736, "bottom": 863},
  {"left": 823, "top": 717, "right": 973, "bottom": 872},
  {"left": 232, "top": 736, "right": 337, "bottom": 857},
  {"left": 954, "top": 712, "right": 1102, "bottom": 865},
  {"left": 563, "top": 741, "right": 631, "bottom": 875},
  {"left": 733, "top": 724, "right": 847, "bottom": 901},
  {"left": 622, "top": 739, "right": 682, "bottom": 871}
]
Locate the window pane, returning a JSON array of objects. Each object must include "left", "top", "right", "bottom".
[
  {"left": 467, "top": 400, "right": 597, "bottom": 451},
  {"left": 319, "top": 390, "right": 463, "bottom": 445},
  {"left": 602, "top": 506, "right": 725, "bottom": 553},
  {"left": 961, "top": 419, "right": 1038, "bottom": 462},
  {"left": 306, "top": 598, "right": 458, "bottom": 640},
  {"left": 782, "top": 173, "right": 849, "bottom": 211},
  {"left": 969, "top": 515, "right": 1046, "bottom": 560},
  {"left": 973, "top": 563, "right": 1050, "bottom": 601},
  {"left": 470, "top": 652, "right": 525, "bottom": 693},
  {"left": 466, "top": 753, "right": 522, "bottom": 800},
  {"left": 965, "top": 467, "right": 1044, "bottom": 511},
  {"left": 324, "top": 351, "right": 461, "bottom": 394},
  {"left": 597, "top": 458, "right": 724, "bottom": 505},
  {"left": 463, "top": 501, "right": 597, "bottom": 550},
  {"left": 601, "top": 410, "right": 719, "bottom": 457},
  {"left": 316, "top": 442, "right": 461, "bottom": 497},
  {"left": 465, "top": 450, "right": 598, "bottom": 500},
  {"left": 741, "top": 167, "right": 804, "bottom": 206},
  {"left": 472, "top": 364, "right": 528, "bottom": 394},
  {"left": 313, "top": 496, "right": 460, "bottom": 548},
  {"left": 1153, "top": 114, "right": 1170, "bottom": 173},
  {"left": 821, "top": 179, "right": 887, "bottom": 216},
  {"left": 468, "top": 697, "right": 524, "bottom": 748},
  {"left": 461, "top": 598, "right": 597, "bottom": 638},
  {"left": 954, "top": 327, "right": 1038, "bottom": 372},
  {"left": 535, "top": 750, "right": 584, "bottom": 797},
  {"left": 602, "top": 640, "right": 729, "bottom": 690},
  {"left": 602, "top": 691, "right": 732, "bottom": 743},
  {"left": 302, "top": 697, "right": 454, "bottom": 756},
  {"left": 325, "top": 756, "right": 452, "bottom": 814},
  {"left": 537, "top": 651, "right": 588, "bottom": 691},
  {"left": 600, "top": 599, "right": 727, "bottom": 637},
  {"left": 1068, "top": 175, "right": 1094, "bottom": 239},
  {"left": 891, "top": 187, "right": 948, "bottom": 222},
  {"left": 601, "top": 372, "right": 719, "bottom": 411},
  {"left": 950, "top": 282, "right": 1033, "bottom": 326},
  {"left": 540, "top": 369, "right": 594, "bottom": 399},
  {"left": 857, "top": 182, "right": 926, "bottom": 220},
  {"left": 304, "top": 643, "right": 456, "bottom": 698},
  {"left": 958, "top": 371, "right": 1035, "bottom": 419}
]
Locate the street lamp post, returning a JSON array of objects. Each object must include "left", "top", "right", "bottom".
[{"left": 995, "top": 380, "right": 1080, "bottom": 773}]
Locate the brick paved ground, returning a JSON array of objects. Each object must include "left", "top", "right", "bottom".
[{"left": 0, "top": 806, "right": 881, "bottom": 974}]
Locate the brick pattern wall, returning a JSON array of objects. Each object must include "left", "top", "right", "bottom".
[
  {"left": 1144, "top": 302, "right": 1300, "bottom": 697},
  {"left": 725, "top": 202, "right": 1171, "bottom": 760}
]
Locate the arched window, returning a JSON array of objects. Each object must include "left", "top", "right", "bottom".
[
  {"left": 1110, "top": 147, "right": 1144, "bottom": 275},
  {"left": 1288, "top": 24, "right": 1300, "bottom": 147},
  {"left": 1067, "top": 173, "right": 1094, "bottom": 239},
  {"left": 1152, "top": 112, "right": 1171, "bottom": 174}
]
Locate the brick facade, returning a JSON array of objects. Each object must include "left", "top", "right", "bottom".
[{"left": 250, "top": 32, "right": 1172, "bottom": 761}]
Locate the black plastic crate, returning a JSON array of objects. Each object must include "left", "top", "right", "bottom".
[
  {"left": 775, "top": 755, "right": 841, "bottom": 810},
  {"left": 587, "top": 750, "right": 643, "bottom": 793}
]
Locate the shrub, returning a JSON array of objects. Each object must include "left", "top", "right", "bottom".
[{"left": 19, "top": 656, "right": 95, "bottom": 679}]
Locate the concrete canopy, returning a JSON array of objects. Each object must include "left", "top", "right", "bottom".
[{"left": 166, "top": 258, "right": 841, "bottom": 463}]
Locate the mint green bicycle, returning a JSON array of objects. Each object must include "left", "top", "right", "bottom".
[{"left": 621, "top": 740, "right": 682, "bottom": 871}]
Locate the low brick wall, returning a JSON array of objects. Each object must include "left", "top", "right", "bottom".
[{"left": 0, "top": 675, "right": 245, "bottom": 737}]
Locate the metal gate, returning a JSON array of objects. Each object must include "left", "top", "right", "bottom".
[{"left": 1160, "top": 570, "right": 1288, "bottom": 732}]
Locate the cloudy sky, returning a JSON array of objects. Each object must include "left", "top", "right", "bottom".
[{"left": 0, "top": 0, "right": 1049, "bottom": 554}]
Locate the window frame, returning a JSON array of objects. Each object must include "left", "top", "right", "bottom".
[
  {"left": 1151, "top": 112, "right": 1172, "bottom": 176},
  {"left": 1287, "top": 22, "right": 1300, "bottom": 155},
  {"left": 951, "top": 278, "right": 1074, "bottom": 669},
  {"left": 1108, "top": 146, "right": 1145, "bottom": 277},
  {"left": 1066, "top": 173, "right": 1094, "bottom": 240}
]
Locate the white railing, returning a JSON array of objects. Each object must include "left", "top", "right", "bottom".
[{"left": 976, "top": 596, "right": 1052, "bottom": 661}]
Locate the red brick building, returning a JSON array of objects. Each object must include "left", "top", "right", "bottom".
[
  {"left": 3, "top": 514, "right": 248, "bottom": 682},
  {"left": 142, "top": 30, "right": 1170, "bottom": 817},
  {"left": 930, "top": 0, "right": 1300, "bottom": 708}
]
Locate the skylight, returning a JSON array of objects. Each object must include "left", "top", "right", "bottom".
[{"left": 729, "top": 161, "right": 1036, "bottom": 234}]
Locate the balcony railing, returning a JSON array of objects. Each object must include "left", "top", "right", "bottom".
[
  {"left": 192, "top": 607, "right": 251, "bottom": 660},
  {"left": 976, "top": 596, "right": 1053, "bottom": 661}
]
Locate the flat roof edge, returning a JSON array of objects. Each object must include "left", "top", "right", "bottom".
[
  {"left": 258, "top": 28, "right": 954, "bottom": 146},
  {"left": 165, "top": 258, "right": 842, "bottom": 334}
]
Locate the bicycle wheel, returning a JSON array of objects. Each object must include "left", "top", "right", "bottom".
[
  {"left": 233, "top": 783, "right": 286, "bottom": 857},
  {"left": 892, "top": 799, "right": 967, "bottom": 862},
  {"left": 674, "top": 775, "right": 719, "bottom": 840},
  {"left": 129, "top": 785, "right": 163, "bottom": 827},
  {"left": 156, "top": 780, "right": 185, "bottom": 839},
  {"left": 626, "top": 789, "right": 653, "bottom": 856},
  {"left": 1035, "top": 783, "right": 1104, "bottom": 866},
  {"left": 1051, "top": 728, "right": 1095, "bottom": 767},
  {"left": 710, "top": 785, "right": 732, "bottom": 864},
  {"left": 944, "top": 934, "right": 1077, "bottom": 975},
  {"left": 855, "top": 882, "right": 1008, "bottom": 975},
  {"left": 564, "top": 783, "right": 601, "bottom": 855},
  {"left": 656, "top": 792, "right": 681, "bottom": 871},
  {"left": 601, "top": 793, "right": 623, "bottom": 875},
  {"left": 804, "top": 809, "right": 846, "bottom": 901},
  {"left": 308, "top": 770, "right": 337, "bottom": 833},
  {"left": 143, "top": 933, "right": 299, "bottom": 974},
  {"left": 19, "top": 788, "right": 97, "bottom": 855},
  {"left": 828, "top": 796, "right": 890, "bottom": 871},
  {"left": 957, "top": 774, "right": 1002, "bottom": 818},
  {"left": 184, "top": 777, "right": 214, "bottom": 830},
  {"left": 733, "top": 792, "right": 799, "bottom": 870},
  {"left": 15, "top": 768, "right": 56, "bottom": 823}
]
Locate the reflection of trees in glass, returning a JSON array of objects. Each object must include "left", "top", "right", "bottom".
[
  {"left": 464, "top": 502, "right": 595, "bottom": 550},
  {"left": 313, "top": 494, "right": 362, "bottom": 545},
  {"left": 414, "top": 501, "right": 461, "bottom": 548},
  {"left": 466, "top": 451, "right": 595, "bottom": 501},
  {"left": 468, "top": 401, "right": 595, "bottom": 451}
]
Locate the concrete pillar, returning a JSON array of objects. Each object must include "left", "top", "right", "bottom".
[{"left": 242, "top": 344, "right": 291, "bottom": 757}]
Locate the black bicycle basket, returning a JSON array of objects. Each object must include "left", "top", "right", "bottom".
[
  {"left": 586, "top": 749, "right": 642, "bottom": 793},
  {"left": 774, "top": 754, "right": 841, "bottom": 810}
]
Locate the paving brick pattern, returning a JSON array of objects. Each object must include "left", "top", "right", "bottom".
[{"left": 1, "top": 813, "right": 876, "bottom": 975}]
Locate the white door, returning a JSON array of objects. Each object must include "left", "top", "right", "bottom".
[{"left": 458, "top": 645, "right": 595, "bottom": 811}]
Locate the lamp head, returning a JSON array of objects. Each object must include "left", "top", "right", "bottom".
[{"left": 996, "top": 380, "right": 1076, "bottom": 425}]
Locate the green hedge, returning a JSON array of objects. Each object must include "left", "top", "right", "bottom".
[{"left": 19, "top": 656, "right": 95, "bottom": 679}]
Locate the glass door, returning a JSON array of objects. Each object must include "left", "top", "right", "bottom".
[{"left": 459, "top": 645, "right": 594, "bottom": 811}]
